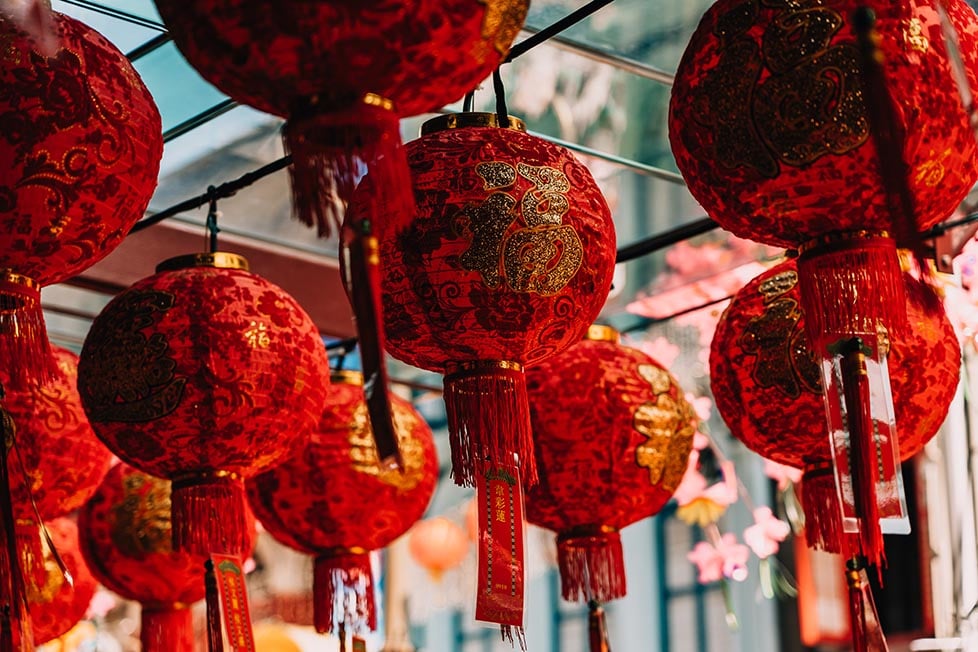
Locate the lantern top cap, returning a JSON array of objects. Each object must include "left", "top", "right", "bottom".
[
  {"left": 585, "top": 324, "right": 620, "bottom": 343},
  {"left": 420, "top": 112, "right": 526, "bottom": 137},
  {"left": 0, "top": 270, "right": 39, "bottom": 292},
  {"left": 330, "top": 369, "right": 363, "bottom": 386},
  {"left": 155, "top": 252, "right": 250, "bottom": 273}
]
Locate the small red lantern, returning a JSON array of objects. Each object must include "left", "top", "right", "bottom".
[
  {"left": 375, "top": 113, "right": 617, "bottom": 488},
  {"left": 0, "top": 10, "right": 162, "bottom": 386},
  {"left": 670, "top": 0, "right": 978, "bottom": 571},
  {"left": 709, "top": 258, "right": 959, "bottom": 554},
  {"left": 407, "top": 517, "right": 470, "bottom": 581},
  {"left": 78, "top": 252, "right": 330, "bottom": 558},
  {"left": 79, "top": 463, "right": 256, "bottom": 652},
  {"left": 153, "top": 0, "right": 529, "bottom": 234},
  {"left": 247, "top": 370, "right": 437, "bottom": 638},
  {"left": 525, "top": 325, "right": 696, "bottom": 605},
  {"left": 25, "top": 518, "right": 97, "bottom": 646}
]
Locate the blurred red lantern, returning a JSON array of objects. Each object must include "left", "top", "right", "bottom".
[
  {"left": 375, "top": 113, "right": 617, "bottom": 489},
  {"left": 670, "top": 0, "right": 978, "bottom": 570},
  {"left": 248, "top": 370, "right": 437, "bottom": 637},
  {"left": 78, "top": 252, "right": 330, "bottom": 558},
  {"left": 25, "top": 518, "right": 97, "bottom": 646},
  {"left": 525, "top": 325, "right": 696, "bottom": 604},
  {"left": 1, "top": 345, "right": 110, "bottom": 522},
  {"left": 710, "top": 258, "right": 959, "bottom": 555},
  {"left": 79, "top": 463, "right": 257, "bottom": 652},
  {"left": 407, "top": 517, "right": 470, "bottom": 581},
  {"left": 153, "top": 0, "right": 529, "bottom": 234},
  {"left": 0, "top": 9, "right": 162, "bottom": 386}
]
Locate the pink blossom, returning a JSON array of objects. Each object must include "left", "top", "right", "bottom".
[
  {"left": 86, "top": 588, "right": 117, "bottom": 619},
  {"left": 703, "top": 461, "right": 739, "bottom": 506},
  {"left": 687, "top": 533, "right": 750, "bottom": 584},
  {"left": 671, "top": 450, "right": 704, "bottom": 506},
  {"left": 685, "top": 393, "right": 713, "bottom": 422},
  {"left": 637, "top": 336, "right": 681, "bottom": 369},
  {"left": 692, "top": 431, "right": 710, "bottom": 451},
  {"left": 763, "top": 459, "right": 803, "bottom": 491},
  {"left": 743, "top": 506, "right": 791, "bottom": 559}
]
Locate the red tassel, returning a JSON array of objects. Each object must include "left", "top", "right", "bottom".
[
  {"left": 557, "top": 528, "right": 626, "bottom": 603},
  {"left": 800, "top": 464, "right": 865, "bottom": 558},
  {"left": 444, "top": 361, "right": 536, "bottom": 488},
  {"left": 341, "top": 225, "right": 401, "bottom": 470},
  {"left": 171, "top": 474, "right": 249, "bottom": 558},
  {"left": 846, "top": 558, "right": 889, "bottom": 652},
  {"left": 499, "top": 625, "right": 527, "bottom": 650},
  {"left": 0, "top": 273, "right": 57, "bottom": 391},
  {"left": 204, "top": 560, "right": 223, "bottom": 652},
  {"left": 141, "top": 604, "right": 194, "bottom": 652},
  {"left": 282, "top": 94, "right": 412, "bottom": 238},
  {"left": 588, "top": 601, "right": 612, "bottom": 652},
  {"left": 796, "top": 233, "right": 907, "bottom": 345},
  {"left": 837, "top": 341, "right": 886, "bottom": 569},
  {"left": 15, "top": 525, "right": 47, "bottom": 607},
  {"left": 313, "top": 552, "right": 376, "bottom": 635},
  {"left": 0, "top": 407, "right": 30, "bottom": 652}
]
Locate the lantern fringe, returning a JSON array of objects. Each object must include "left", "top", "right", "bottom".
[
  {"left": 444, "top": 362, "right": 536, "bottom": 488},
  {"left": 846, "top": 559, "right": 889, "bottom": 652},
  {"left": 0, "top": 275, "right": 57, "bottom": 390},
  {"left": 282, "top": 96, "right": 412, "bottom": 238},
  {"left": 800, "top": 465, "right": 846, "bottom": 555},
  {"left": 15, "top": 525, "right": 47, "bottom": 606},
  {"left": 313, "top": 552, "right": 376, "bottom": 635},
  {"left": 141, "top": 605, "right": 194, "bottom": 652},
  {"left": 0, "top": 409, "right": 29, "bottom": 652},
  {"left": 796, "top": 233, "right": 907, "bottom": 346},
  {"left": 171, "top": 474, "right": 249, "bottom": 558},
  {"left": 556, "top": 529, "right": 626, "bottom": 603}
]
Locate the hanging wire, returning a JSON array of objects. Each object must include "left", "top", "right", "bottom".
[
  {"left": 463, "top": 90, "right": 476, "bottom": 113},
  {"left": 205, "top": 187, "right": 221, "bottom": 253},
  {"left": 492, "top": 69, "right": 509, "bottom": 123}
]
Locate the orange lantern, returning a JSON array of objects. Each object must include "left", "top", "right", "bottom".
[{"left": 408, "top": 517, "right": 470, "bottom": 580}]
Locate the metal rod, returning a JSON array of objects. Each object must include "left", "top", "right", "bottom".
[
  {"left": 530, "top": 129, "right": 686, "bottom": 184},
  {"left": 57, "top": 0, "right": 167, "bottom": 31},
  {"left": 162, "top": 99, "right": 239, "bottom": 143},
  {"left": 125, "top": 33, "right": 172, "bottom": 61},
  {"left": 505, "top": 0, "right": 616, "bottom": 63},
  {"left": 616, "top": 216, "right": 719, "bottom": 263}
]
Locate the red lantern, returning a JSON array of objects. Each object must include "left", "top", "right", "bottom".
[
  {"left": 670, "top": 0, "right": 978, "bottom": 573},
  {"left": 77, "top": 252, "right": 330, "bottom": 558},
  {"left": 79, "top": 463, "right": 256, "bottom": 652},
  {"left": 1, "top": 345, "right": 110, "bottom": 522},
  {"left": 153, "top": 0, "right": 529, "bottom": 234},
  {"left": 0, "top": 10, "right": 162, "bottom": 386},
  {"left": 407, "top": 517, "right": 470, "bottom": 581},
  {"left": 375, "top": 113, "right": 617, "bottom": 489},
  {"left": 247, "top": 370, "right": 437, "bottom": 638},
  {"left": 25, "top": 518, "right": 97, "bottom": 646},
  {"left": 709, "top": 258, "right": 959, "bottom": 553},
  {"left": 525, "top": 325, "right": 696, "bottom": 605}
]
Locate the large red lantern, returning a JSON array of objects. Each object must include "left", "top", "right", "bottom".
[
  {"left": 152, "top": 0, "right": 529, "bottom": 234},
  {"left": 0, "top": 9, "right": 162, "bottom": 386},
  {"left": 525, "top": 326, "right": 696, "bottom": 606},
  {"left": 78, "top": 252, "right": 330, "bottom": 558},
  {"left": 710, "top": 258, "right": 959, "bottom": 554},
  {"left": 25, "top": 518, "right": 97, "bottom": 646},
  {"left": 247, "top": 371, "right": 437, "bottom": 639},
  {"left": 670, "top": 0, "right": 978, "bottom": 570},
  {"left": 79, "top": 463, "right": 256, "bottom": 652},
  {"left": 375, "top": 113, "right": 617, "bottom": 489}
]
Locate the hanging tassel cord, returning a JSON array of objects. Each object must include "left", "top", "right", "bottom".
[
  {"left": 588, "top": 601, "right": 612, "bottom": 652},
  {"left": 205, "top": 188, "right": 221, "bottom": 253},
  {"left": 0, "top": 395, "right": 26, "bottom": 652},
  {"left": 846, "top": 557, "right": 890, "bottom": 652},
  {"left": 204, "top": 559, "right": 224, "bottom": 652},
  {"left": 834, "top": 338, "right": 886, "bottom": 571}
]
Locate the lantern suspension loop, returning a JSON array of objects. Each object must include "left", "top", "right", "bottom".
[
  {"left": 492, "top": 69, "right": 509, "bottom": 124},
  {"left": 205, "top": 187, "right": 221, "bottom": 254},
  {"left": 463, "top": 90, "right": 476, "bottom": 113},
  {"left": 504, "top": 0, "right": 616, "bottom": 63}
]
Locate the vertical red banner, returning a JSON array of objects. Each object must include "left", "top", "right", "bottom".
[
  {"left": 475, "top": 467, "right": 525, "bottom": 627},
  {"left": 210, "top": 554, "right": 255, "bottom": 652}
]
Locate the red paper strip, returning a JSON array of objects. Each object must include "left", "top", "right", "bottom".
[
  {"left": 475, "top": 467, "right": 525, "bottom": 627},
  {"left": 211, "top": 554, "right": 255, "bottom": 652}
]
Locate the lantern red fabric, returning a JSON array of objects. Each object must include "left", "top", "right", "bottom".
[
  {"left": 153, "top": 0, "right": 529, "bottom": 234},
  {"left": 525, "top": 325, "right": 696, "bottom": 604},
  {"left": 710, "top": 258, "right": 959, "bottom": 553},
  {"left": 79, "top": 463, "right": 257, "bottom": 652},
  {"left": 0, "top": 10, "right": 162, "bottom": 386},
  {"left": 407, "top": 517, "right": 470, "bottom": 581},
  {"left": 373, "top": 113, "right": 617, "bottom": 488},
  {"left": 78, "top": 252, "right": 330, "bottom": 559},
  {"left": 247, "top": 371, "right": 437, "bottom": 636},
  {"left": 669, "top": 0, "right": 978, "bottom": 247},
  {"left": 1, "top": 345, "right": 110, "bottom": 522},
  {"left": 25, "top": 518, "right": 97, "bottom": 646}
]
